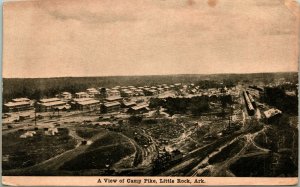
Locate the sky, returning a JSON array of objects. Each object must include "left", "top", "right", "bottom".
[{"left": 3, "top": 0, "right": 299, "bottom": 78}]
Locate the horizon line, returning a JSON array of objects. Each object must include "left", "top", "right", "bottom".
[{"left": 3, "top": 71, "right": 298, "bottom": 79}]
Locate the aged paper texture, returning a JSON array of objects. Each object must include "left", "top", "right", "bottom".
[{"left": 2, "top": 0, "right": 299, "bottom": 186}]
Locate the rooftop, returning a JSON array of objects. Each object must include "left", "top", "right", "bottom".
[
  {"left": 123, "top": 101, "right": 136, "bottom": 106},
  {"left": 12, "top": 98, "right": 30, "bottom": 102},
  {"left": 109, "top": 90, "right": 120, "bottom": 93},
  {"left": 39, "top": 101, "right": 66, "bottom": 107},
  {"left": 106, "top": 96, "right": 122, "bottom": 101},
  {"left": 104, "top": 101, "right": 121, "bottom": 107},
  {"left": 73, "top": 98, "right": 94, "bottom": 102},
  {"left": 39, "top": 98, "right": 60, "bottom": 103},
  {"left": 264, "top": 108, "right": 282, "bottom": 119},
  {"left": 75, "top": 92, "right": 88, "bottom": 95},
  {"left": 78, "top": 99, "right": 100, "bottom": 106},
  {"left": 61, "top": 92, "right": 71, "bottom": 95},
  {"left": 131, "top": 103, "right": 149, "bottom": 110},
  {"left": 5, "top": 101, "right": 30, "bottom": 107}
]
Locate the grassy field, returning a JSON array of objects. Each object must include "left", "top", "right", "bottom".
[
  {"left": 60, "top": 144, "right": 135, "bottom": 171},
  {"left": 60, "top": 132, "right": 135, "bottom": 171},
  {"left": 2, "top": 128, "right": 76, "bottom": 170}
]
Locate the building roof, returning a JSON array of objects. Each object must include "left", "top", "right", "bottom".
[
  {"left": 123, "top": 101, "right": 136, "bottom": 107},
  {"left": 104, "top": 101, "right": 121, "bottom": 107},
  {"left": 148, "top": 89, "right": 157, "bottom": 93},
  {"left": 61, "top": 92, "right": 71, "bottom": 95},
  {"left": 5, "top": 101, "right": 30, "bottom": 107},
  {"left": 123, "top": 90, "right": 133, "bottom": 94},
  {"left": 12, "top": 98, "right": 30, "bottom": 102},
  {"left": 75, "top": 92, "right": 88, "bottom": 95},
  {"left": 78, "top": 99, "right": 100, "bottom": 106},
  {"left": 39, "top": 98, "right": 60, "bottom": 103},
  {"left": 106, "top": 96, "right": 122, "bottom": 101},
  {"left": 88, "top": 90, "right": 100, "bottom": 94},
  {"left": 264, "top": 108, "right": 282, "bottom": 119},
  {"left": 56, "top": 105, "right": 71, "bottom": 110},
  {"left": 87, "top": 88, "right": 97, "bottom": 90},
  {"left": 131, "top": 103, "right": 149, "bottom": 110},
  {"left": 97, "top": 121, "right": 113, "bottom": 126},
  {"left": 109, "top": 90, "right": 120, "bottom": 93},
  {"left": 40, "top": 101, "right": 66, "bottom": 107},
  {"left": 73, "top": 98, "right": 93, "bottom": 102}
]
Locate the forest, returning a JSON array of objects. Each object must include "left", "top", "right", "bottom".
[
  {"left": 3, "top": 72, "right": 297, "bottom": 102},
  {"left": 261, "top": 86, "right": 298, "bottom": 115}
]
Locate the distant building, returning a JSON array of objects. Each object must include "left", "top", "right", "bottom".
[
  {"left": 105, "top": 96, "right": 123, "bottom": 102},
  {"left": 57, "top": 92, "right": 72, "bottom": 101},
  {"left": 134, "top": 89, "right": 144, "bottom": 96},
  {"left": 75, "top": 92, "right": 89, "bottom": 98},
  {"left": 20, "top": 131, "right": 36, "bottom": 138},
  {"left": 163, "top": 86, "right": 170, "bottom": 91},
  {"left": 86, "top": 88, "right": 100, "bottom": 98},
  {"left": 37, "top": 98, "right": 69, "bottom": 112},
  {"left": 122, "top": 100, "right": 136, "bottom": 108},
  {"left": 107, "top": 90, "right": 121, "bottom": 98},
  {"left": 72, "top": 98, "right": 100, "bottom": 111},
  {"left": 128, "top": 103, "right": 149, "bottom": 114},
  {"left": 157, "top": 88, "right": 164, "bottom": 94},
  {"left": 101, "top": 101, "right": 121, "bottom": 113},
  {"left": 4, "top": 98, "right": 33, "bottom": 113},
  {"left": 264, "top": 108, "right": 282, "bottom": 124},
  {"left": 121, "top": 89, "right": 133, "bottom": 97},
  {"left": 45, "top": 128, "right": 59, "bottom": 136},
  {"left": 144, "top": 89, "right": 158, "bottom": 96}
]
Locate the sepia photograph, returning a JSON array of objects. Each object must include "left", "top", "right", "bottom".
[{"left": 2, "top": 0, "right": 299, "bottom": 185}]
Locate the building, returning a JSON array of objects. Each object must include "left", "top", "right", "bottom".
[
  {"left": 134, "top": 89, "right": 144, "bottom": 96},
  {"left": 101, "top": 101, "right": 121, "bottom": 113},
  {"left": 144, "top": 89, "right": 158, "bottom": 96},
  {"left": 107, "top": 90, "right": 121, "bottom": 98},
  {"left": 72, "top": 98, "right": 100, "bottom": 111},
  {"left": 37, "top": 98, "right": 69, "bottom": 112},
  {"left": 75, "top": 92, "right": 89, "bottom": 98},
  {"left": 122, "top": 100, "right": 136, "bottom": 108},
  {"left": 4, "top": 98, "right": 33, "bottom": 113},
  {"left": 87, "top": 88, "right": 100, "bottom": 98},
  {"left": 105, "top": 96, "right": 123, "bottom": 102},
  {"left": 157, "top": 88, "right": 164, "bottom": 94},
  {"left": 121, "top": 89, "right": 133, "bottom": 97},
  {"left": 243, "top": 91, "right": 255, "bottom": 116},
  {"left": 163, "top": 86, "right": 170, "bottom": 91},
  {"left": 264, "top": 108, "right": 282, "bottom": 124},
  {"left": 128, "top": 103, "right": 149, "bottom": 114},
  {"left": 57, "top": 92, "right": 72, "bottom": 101}
]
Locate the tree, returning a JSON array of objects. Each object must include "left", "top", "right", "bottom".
[{"left": 128, "top": 115, "right": 143, "bottom": 125}]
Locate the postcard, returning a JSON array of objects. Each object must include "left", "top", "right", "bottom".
[{"left": 2, "top": 0, "right": 299, "bottom": 186}]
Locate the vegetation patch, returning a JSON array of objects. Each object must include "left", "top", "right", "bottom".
[
  {"left": 2, "top": 128, "right": 76, "bottom": 170},
  {"left": 60, "top": 144, "right": 135, "bottom": 171}
]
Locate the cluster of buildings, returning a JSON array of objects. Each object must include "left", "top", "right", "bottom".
[
  {"left": 3, "top": 83, "right": 241, "bottom": 119},
  {"left": 3, "top": 83, "right": 185, "bottom": 115},
  {"left": 3, "top": 98, "right": 33, "bottom": 113}
]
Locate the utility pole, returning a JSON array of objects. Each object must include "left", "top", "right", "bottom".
[
  {"left": 34, "top": 108, "right": 37, "bottom": 127},
  {"left": 34, "top": 101, "right": 37, "bottom": 127}
]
